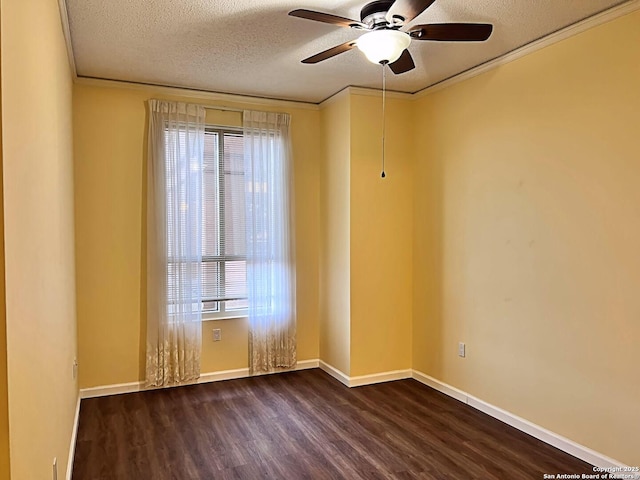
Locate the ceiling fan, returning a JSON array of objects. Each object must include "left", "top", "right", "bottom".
[{"left": 289, "top": 0, "right": 493, "bottom": 74}]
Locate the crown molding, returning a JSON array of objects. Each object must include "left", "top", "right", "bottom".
[
  {"left": 74, "top": 77, "right": 320, "bottom": 111},
  {"left": 348, "top": 86, "right": 414, "bottom": 100},
  {"left": 414, "top": 0, "right": 640, "bottom": 99},
  {"left": 319, "top": 85, "right": 412, "bottom": 110},
  {"left": 57, "top": 0, "right": 77, "bottom": 79},
  {"left": 318, "top": 87, "right": 351, "bottom": 109}
]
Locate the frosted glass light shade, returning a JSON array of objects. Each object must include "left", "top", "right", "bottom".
[{"left": 357, "top": 30, "right": 411, "bottom": 64}]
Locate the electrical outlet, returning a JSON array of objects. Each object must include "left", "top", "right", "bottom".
[
  {"left": 458, "top": 342, "right": 466, "bottom": 358},
  {"left": 53, "top": 457, "right": 58, "bottom": 480},
  {"left": 213, "top": 328, "right": 221, "bottom": 342},
  {"left": 72, "top": 358, "right": 78, "bottom": 380}
]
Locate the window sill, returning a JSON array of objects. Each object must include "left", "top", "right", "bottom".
[{"left": 202, "top": 313, "right": 248, "bottom": 322}]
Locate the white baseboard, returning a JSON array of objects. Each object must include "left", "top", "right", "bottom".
[
  {"left": 295, "top": 359, "right": 319, "bottom": 370},
  {"left": 66, "top": 394, "right": 81, "bottom": 480},
  {"left": 80, "top": 380, "right": 144, "bottom": 399},
  {"left": 318, "top": 361, "right": 412, "bottom": 388},
  {"left": 350, "top": 369, "right": 412, "bottom": 387},
  {"left": 411, "top": 370, "right": 632, "bottom": 471},
  {"left": 411, "top": 370, "right": 468, "bottom": 403},
  {"left": 197, "top": 367, "right": 249, "bottom": 384},
  {"left": 259, "top": 358, "right": 319, "bottom": 373},
  {"left": 318, "top": 361, "right": 351, "bottom": 387},
  {"left": 80, "top": 359, "right": 320, "bottom": 399}
]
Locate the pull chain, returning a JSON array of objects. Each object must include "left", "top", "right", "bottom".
[{"left": 381, "top": 62, "right": 386, "bottom": 178}]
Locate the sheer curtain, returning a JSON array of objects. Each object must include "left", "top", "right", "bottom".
[
  {"left": 146, "top": 100, "right": 205, "bottom": 387},
  {"left": 243, "top": 110, "right": 296, "bottom": 374}
]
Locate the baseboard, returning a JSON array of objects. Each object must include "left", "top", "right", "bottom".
[
  {"left": 197, "top": 367, "right": 250, "bottom": 384},
  {"left": 66, "top": 394, "right": 80, "bottom": 480},
  {"left": 411, "top": 370, "right": 632, "bottom": 471},
  {"left": 80, "top": 379, "right": 144, "bottom": 399},
  {"left": 295, "top": 359, "right": 319, "bottom": 370},
  {"left": 80, "top": 359, "right": 320, "bottom": 399},
  {"left": 318, "top": 361, "right": 412, "bottom": 388},
  {"left": 350, "top": 369, "right": 412, "bottom": 387},
  {"left": 411, "top": 370, "right": 468, "bottom": 403},
  {"left": 318, "top": 361, "right": 351, "bottom": 387}
]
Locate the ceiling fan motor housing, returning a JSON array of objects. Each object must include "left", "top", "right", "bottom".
[{"left": 360, "top": 0, "right": 399, "bottom": 28}]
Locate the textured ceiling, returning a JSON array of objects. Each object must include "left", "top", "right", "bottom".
[{"left": 66, "top": 0, "right": 627, "bottom": 103}]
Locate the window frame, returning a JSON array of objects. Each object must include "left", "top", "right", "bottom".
[{"left": 201, "top": 125, "right": 248, "bottom": 321}]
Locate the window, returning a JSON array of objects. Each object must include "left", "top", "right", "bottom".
[
  {"left": 201, "top": 127, "right": 248, "bottom": 318},
  {"left": 165, "top": 125, "right": 248, "bottom": 320}
]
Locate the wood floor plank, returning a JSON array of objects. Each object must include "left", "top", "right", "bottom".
[{"left": 72, "top": 369, "right": 594, "bottom": 479}]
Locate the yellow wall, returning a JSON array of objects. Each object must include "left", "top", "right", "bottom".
[
  {"left": 319, "top": 92, "right": 351, "bottom": 375},
  {"left": 66, "top": 3, "right": 640, "bottom": 469},
  {"left": 1, "top": 0, "right": 78, "bottom": 479},
  {"left": 73, "top": 82, "right": 321, "bottom": 388},
  {"left": 0, "top": 8, "right": 9, "bottom": 477},
  {"left": 412, "top": 10, "right": 640, "bottom": 465},
  {"left": 318, "top": 90, "right": 414, "bottom": 377},
  {"left": 349, "top": 93, "right": 413, "bottom": 376}
]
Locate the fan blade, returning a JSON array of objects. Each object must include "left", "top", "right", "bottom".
[
  {"left": 410, "top": 23, "right": 493, "bottom": 41},
  {"left": 302, "top": 41, "right": 357, "bottom": 64},
  {"left": 387, "top": 0, "right": 436, "bottom": 23},
  {"left": 389, "top": 49, "right": 415, "bottom": 74},
  {"left": 289, "top": 9, "right": 365, "bottom": 29}
]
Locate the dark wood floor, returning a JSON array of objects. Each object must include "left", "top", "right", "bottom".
[{"left": 73, "top": 368, "right": 593, "bottom": 479}]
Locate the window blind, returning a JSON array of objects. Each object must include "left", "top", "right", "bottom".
[{"left": 201, "top": 129, "right": 248, "bottom": 313}]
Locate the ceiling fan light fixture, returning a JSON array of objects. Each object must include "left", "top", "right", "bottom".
[{"left": 357, "top": 30, "right": 411, "bottom": 65}]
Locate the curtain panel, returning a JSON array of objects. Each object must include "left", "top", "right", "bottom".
[
  {"left": 146, "top": 99, "right": 206, "bottom": 387},
  {"left": 243, "top": 110, "right": 297, "bottom": 375}
]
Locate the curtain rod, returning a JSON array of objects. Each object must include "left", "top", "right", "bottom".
[{"left": 204, "top": 106, "right": 244, "bottom": 113}]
